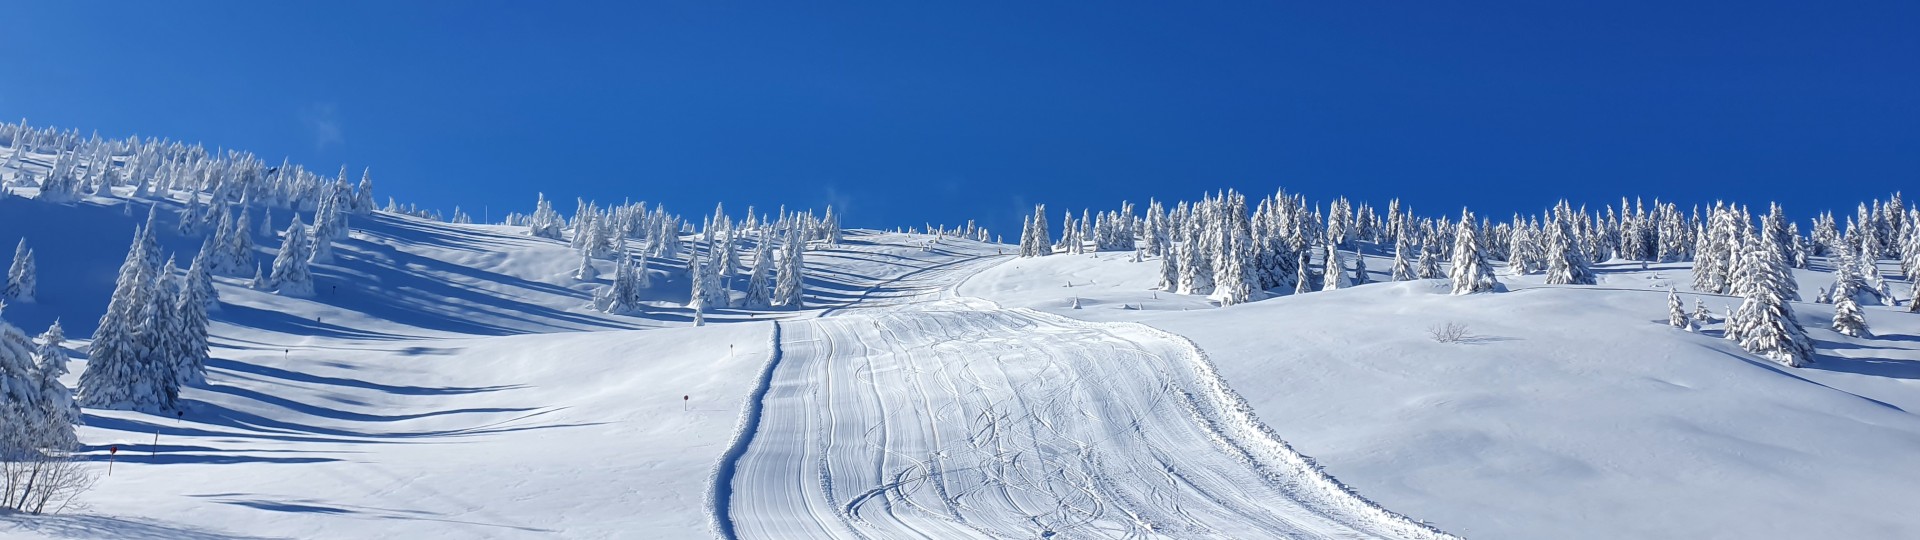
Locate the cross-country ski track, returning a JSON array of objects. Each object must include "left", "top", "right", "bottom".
[{"left": 713, "top": 244, "right": 1454, "bottom": 539}]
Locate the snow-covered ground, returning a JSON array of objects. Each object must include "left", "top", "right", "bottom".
[
  {"left": 961, "top": 248, "right": 1920, "bottom": 539},
  {"left": 5, "top": 143, "right": 1920, "bottom": 540}
]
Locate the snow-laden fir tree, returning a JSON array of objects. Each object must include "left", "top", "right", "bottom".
[
  {"left": 32, "top": 320, "right": 79, "bottom": 453},
  {"left": 744, "top": 240, "right": 775, "bottom": 308},
  {"left": 1156, "top": 243, "right": 1180, "bottom": 291},
  {"left": 774, "top": 232, "right": 806, "bottom": 309},
  {"left": 226, "top": 210, "right": 257, "bottom": 276},
  {"left": 528, "top": 192, "right": 566, "bottom": 240},
  {"left": 1293, "top": 249, "right": 1316, "bottom": 295},
  {"left": 1391, "top": 233, "right": 1417, "bottom": 281},
  {"left": 6, "top": 239, "right": 33, "bottom": 302},
  {"left": 1506, "top": 220, "right": 1540, "bottom": 276},
  {"left": 0, "top": 303, "right": 41, "bottom": 454},
  {"left": 1321, "top": 243, "right": 1350, "bottom": 291},
  {"left": 173, "top": 257, "right": 212, "bottom": 386},
  {"left": 1831, "top": 288, "right": 1870, "bottom": 338},
  {"left": 1417, "top": 235, "right": 1444, "bottom": 279},
  {"left": 1668, "top": 288, "right": 1694, "bottom": 331},
  {"left": 145, "top": 257, "right": 185, "bottom": 387},
  {"left": 270, "top": 216, "right": 315, "bottom": 297},
  {"left": 78, "top": 228, "right": 175, "bottom": 411},
  {"left": 595, "top": 255, "right": 647, "bottom": 314},
  {"left": 260, "top": 208, "right": 275, "bottom": 239},
  {"left": 1448, "top": 211, "right": 1500, "bottom": 295},
  {"left": 1543, "top": 217, "right": 1596, "bottom": 285},
  {"left": 188, "top": 239, "right": 220, "bottom": 312},
  {"left": 574, "top": 250, "right": 598, "bottom": 281},
  {"left": 1351, "top": 248, "right": 1369, "bottom": 285},
  {"left": 1725, "top": 237, "right": 1814, "bottom": 367}
]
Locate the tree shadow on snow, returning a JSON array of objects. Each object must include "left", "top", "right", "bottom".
[
  {"left": 188, "top": 493, "right": 557, "bottom": 533},
  {"left": 0, "top": 513, "right": 278, "bottom": 540}
]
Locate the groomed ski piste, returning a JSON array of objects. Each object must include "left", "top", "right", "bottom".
[{"left": 3, "top": 139, "right": 1920, "bottom": 540}]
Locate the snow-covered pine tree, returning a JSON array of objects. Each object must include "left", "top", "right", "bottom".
[
  {"left": 188, "top": 240, "right": 220, "bottom": 312},
  {"left": 1831, "top": 289, "right": 1870, "bottom": 338},
  {"left": 6, "top": 239, "right": 34, "bottom": 302},
  {"left": 1417, "top": 239, "right": 1442, "bottom": 279},
  {"left": 745, "top": 240, "right": 774, "bottom": 308},
  {"left": 1392, "top": 233, "right": 1416, "bottom": 281},
  {"left": 1668, "top": 288, "right": 1694, "bottom": 331},
  {"left": 1726, "top": 237, "right": 1814, "bottom": 367},
  {"left": 1293, "top": 249, "right": 1316, "bottom": 295},
  {"left": 774, "top": 231, "right": 806, "bottom": 309},
  {"left": 575, "top": 250, "right": 599, "bottom": 281},
  {"left": 1351, "top": 248, "right": 1370, "bottom": 285},
  {"left": 173, "top": 259, "right": 211, "bottom": 386},
  {"left": 1449, "top": 211, "right": 1500, "bottom": 295},
  {"left": 78, "top": 228, "right": 174, "bottom": 411},
  {"left": 1156, "top": 243, "right": 1181, "bottom": 291},
  {"left": 1321, "top": 243, "right": 1350, "bottom": 291},
  {"left": 270, "top": 216, "right": 315, "bottom": 297},
  {"left": 528, "top": 193, "right": 566, "bottom": 240},
  {"left": 1544, "top": 215, "right": 1597, "bottom": 285},
  {"left": 32, "top": 320, "right": 79, "bottom": 453}
]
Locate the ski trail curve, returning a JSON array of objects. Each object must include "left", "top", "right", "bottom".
[{"left": 716, "top": 241, "right": 1456, "bottom": 539}]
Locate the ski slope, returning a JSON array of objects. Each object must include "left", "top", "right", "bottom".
[
  {"left": 962, "top": 247, "right": 1920, "bottom": 540},
  {"left": 728, "top": 310, "right": 1443, "bottom": 539}
]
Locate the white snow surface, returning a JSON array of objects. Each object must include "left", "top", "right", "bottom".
[
  {"left": 3, "top": 143, "right": 1918, "bottom": 539},
  {"left": 961, "top": 248, "right": 1920, "bottom": 540}
]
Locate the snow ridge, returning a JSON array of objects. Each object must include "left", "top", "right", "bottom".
[{"left": 707, "top": 321, "right": 785, "bottom": 540}]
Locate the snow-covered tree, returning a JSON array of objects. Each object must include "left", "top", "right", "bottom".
[
  {"left": 187, "top": 240, "right": 220, "bottom": 312},
  {"left": 173, "top": 258, "right": 211, "bottom": 386},
  {"left": 774, "top": 232, "right": 806, "bottom": 309},
  {"left": 1725, "top": 238, "right": 1814, "bottom": 367},
  {"left": 1321, "top": 244, "right": 1350, "bottom": 291},
  {"left": 1831, "top": 290, "right": 1870, "bottom": 338},
  {"left": 744, "top": 240, "right": 775, "bottom": 308},
  {"left": 31, "top": 321, "right": 79, "bottom": 454},
  {"left": 594, "top": 255, "right": 647, "bottom": 314},
  {"left": 1391, "top": 234, "right": 1417, "bottom": 281},
  {"left": 528, "top": 193, "right": 566, "bottom": 240},
  {"left": 1449, "top": 211, "right": 1500, "bottom": 295},
  {"left": 1351, "top": 248, "right": 1370, "bottom": 285},
  {"left": 6, "top": 239, "right": 34, "bottom": 302},
  {"left": 1668, "top": 288, "right": 1694, "bottom": 331},
  {"left": 78, "top": 228, "right": 176, "bottom": 411},
  {"left": 270, "top": 216, "right": 315, "bottom": 297},
  {"left": 574, "top": 251, "right": 599, "bottom": 281}
]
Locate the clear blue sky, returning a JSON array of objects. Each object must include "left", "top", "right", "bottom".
[{"left": 3, "top": 2, "right": 1914, "bottom": 234}]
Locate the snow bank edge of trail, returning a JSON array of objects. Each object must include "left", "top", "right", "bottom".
[
  {"left": 1016, "top": 308, "right": 1462, "bottom": 540},
  {"left": 706, "top": 321, "right": 784, "bottom": 540}
]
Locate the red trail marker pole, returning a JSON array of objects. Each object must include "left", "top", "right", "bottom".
[{"left": 107, "top": 445, "right": 118, "bottom": 476}]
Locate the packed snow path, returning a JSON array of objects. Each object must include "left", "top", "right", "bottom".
[{"left": 723, "top": 248, "right": 1448, "bottom": 539}]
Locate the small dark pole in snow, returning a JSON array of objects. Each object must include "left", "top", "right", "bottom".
[
  {"left": 684, "top": 395, "right": 689, "bottom": 412},
  {"left": 150, "top": 426, "right": 160, "bottom": 457},
  {"left": 107, "top": 445, "right": 117, "bottom": 476}
]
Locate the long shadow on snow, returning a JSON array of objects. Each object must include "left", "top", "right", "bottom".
[
  {"left": 206, "top": 358, "right": 527, "bottom": 396},
  {"left": 198, "top": 382, "right": 540, "bottom": 425},
  {"left": 0, "top": 514, "right": 276, "bottom": 540},
  {"left": 323, "top": 236, "right": 640, "bottom": 335},
  {"left": 191, "top": 494, "right": 558, "bottom": 533},
  {"left": 1699, "top": 346, "right": 1912, "bottom": 412}
]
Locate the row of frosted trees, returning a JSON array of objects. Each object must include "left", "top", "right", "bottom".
[
  {"left": 523, "top": 193, "right": 843, "bottom": 319},
  {"left": 1019, "top": 190, "right": 1920, "bottom": 368}
]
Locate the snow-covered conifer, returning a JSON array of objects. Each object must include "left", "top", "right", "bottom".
[
  {"left": 32, "top": 321, "right": 79, "bottom": 453},
  {"left": 1668, "top": 288, "right": 1694, "bottom": 331},
  {"left": 1321, "top": 244, "right": 1350, "bottom": 291},
  {"left": 1726, "top": 238, "right": 1814, "bottom": 367},
  {"left": 774, "top": 232, "right": 806, "bottom": 309},
  {"left": 1351, "top": 248, "right": 1370, "bottom": 285},
  {"left": 78, "top": 228, "right": 175, "bottom": 411},
  {"left": 1391, "top": 234, "right": 1416, "bottom": 281},
  {"left": 1831, "top": 290, "right": 1870, "bottom": 338},
  {"left": 1449, "top": 211, "right": 1500, "bottom": 295},
  {"left": 6, "top": 239, "right": 34, "bottom": 302},
  {"left": 575, "top": 250, "right": 599, "bottom": 281},
  {"left": 270, "top": 216, "right": 315, "bottom": 297}
]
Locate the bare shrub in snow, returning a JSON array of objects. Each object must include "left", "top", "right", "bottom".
[{"left": 1428, "top": 322, "right": 1472, "bottom": 344}]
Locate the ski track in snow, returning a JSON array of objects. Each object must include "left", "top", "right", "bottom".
[{"left": 718, "top": 246, "right": 1455, "bottom": 539}]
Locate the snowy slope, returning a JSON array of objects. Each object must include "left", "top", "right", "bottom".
[{"left": 961, "top": 247, "right": 1920, "bottom": 539}]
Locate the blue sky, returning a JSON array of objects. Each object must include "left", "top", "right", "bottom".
[{"left": 2, "top": 2, "right": 1914, "bottom": 234}]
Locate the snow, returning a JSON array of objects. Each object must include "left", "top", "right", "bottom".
[
  {"left": 6, "top": 143, "right": 1920, "bottom": 539},
  {"left": 962, "top": 248, "right": 1920, "bottom": 539}
]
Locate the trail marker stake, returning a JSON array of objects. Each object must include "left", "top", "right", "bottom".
[{"left": 107, "top": 445, "right": 117, "bottom": 476}]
